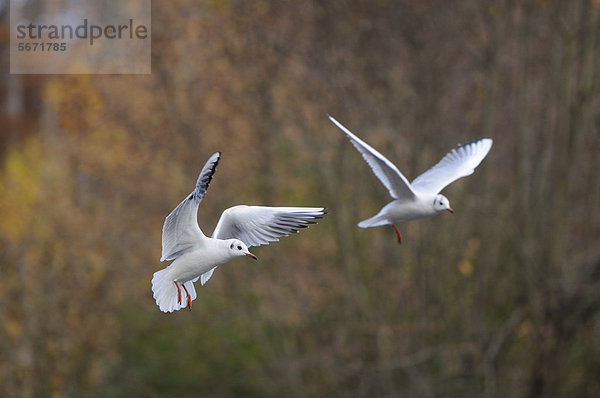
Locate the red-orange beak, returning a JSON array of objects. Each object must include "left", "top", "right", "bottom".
[
  {"left": 447, "top": 207, "right": 454, "bottom": 214},
  {"left": 245, "top": 252, "right": 258, "bottom": 260}
]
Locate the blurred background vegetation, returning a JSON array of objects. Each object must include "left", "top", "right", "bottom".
[{"left": 1, "top": 1, "right": 599, "bottom": 397}]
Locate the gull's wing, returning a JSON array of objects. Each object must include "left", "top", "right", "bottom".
[
  {"left": 410, "top": 138, "right": 492, "bottom": 196},
  {"left": 328, "top": 115, "right": 416, "bottom": 200},
  {"left": 212, "top": 205, "right": 327, "bottom": 247},
  {"left": 160, "top": 152, "right": 221, "bottom": 262}
]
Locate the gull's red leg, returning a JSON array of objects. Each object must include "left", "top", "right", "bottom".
[
  {"left": 181, "top": 283, "right": 192, "bottom": 310},
  {"left": 393, "top": 224, "right": 402, "bottom": 244},
  {"left": 174, "top": 281, "right": 182, "bottom": 305}
]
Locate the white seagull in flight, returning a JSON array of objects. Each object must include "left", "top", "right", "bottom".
[
  {"left": 152, "top": 152, "right": 326, "bottom": 312},
  {"left": 329, "top": 115, "right": 492, "bottom": 243}
]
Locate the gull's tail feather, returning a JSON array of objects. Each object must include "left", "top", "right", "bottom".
[
  {"left": 357, "top": 213, "right": 389, "bottom": 228},
  {"left": 152, "top": 268, "right": 197, "bottom": 313}
]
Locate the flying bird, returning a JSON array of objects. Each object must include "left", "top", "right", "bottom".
[
  {"left": 152, "top": 152, "right": 326, "bottom": 312},
  {"left": 329, "top": 115, "right": 492, "bottom": 243}
]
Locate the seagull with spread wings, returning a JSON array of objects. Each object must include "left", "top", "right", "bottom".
[
  {"left": 152, "top": 152, "right": 326, "bottom": 312},
  {"left": 329, "top": 116, "right": 492, "bottom": 244}
]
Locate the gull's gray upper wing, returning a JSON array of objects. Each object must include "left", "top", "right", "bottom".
[
  {"left": 212, "top": 205, "right": 327, "bottom": 247},
  {"left": 410, "top": 138, "right": 492, "bottom": 196},
  {"left": 160, "top": 152, "right": 221, "bottom": 261},
  {"left": 329, "top": 116, "right": 417, "bottom": 200}
]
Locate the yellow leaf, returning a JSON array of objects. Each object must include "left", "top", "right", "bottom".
[{"left": 458, "top": 260, "right": 474, "bottom": 276}]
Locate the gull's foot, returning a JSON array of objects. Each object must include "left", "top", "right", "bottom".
[
  {"left": 393, "top": 224, "right": 402, "bottom": 244},
  {"left": 174, "top": 281, "right": 182, "bottom": 305},
  {"left": 182, "top": 283, "right": 193, "bottom": 310}
]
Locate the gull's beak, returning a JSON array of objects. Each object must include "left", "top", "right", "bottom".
[
  {"left": 245, "top": 252, "right": 258, "bottom": 260},
  {"left": 447, "top": 207, "right": 454, "bottom": 214}
]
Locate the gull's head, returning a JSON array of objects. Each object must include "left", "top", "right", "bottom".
[
  {"left": 433, "top": 194, "right": 453, "bottom": 214},
  {"left": 227, "top": 239, "right": 257, "bottom": 260}
]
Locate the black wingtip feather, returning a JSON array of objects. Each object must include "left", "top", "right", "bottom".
[
  {"left": 195, "top": 152, "right": 221, "bottom": 199},
  {"left": 457, "top": 138, "right": 489, "bottom": 148}
]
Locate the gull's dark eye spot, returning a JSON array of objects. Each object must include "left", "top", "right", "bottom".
[{"left": 237, "top": 245, "right": 242, "bottom": 250}]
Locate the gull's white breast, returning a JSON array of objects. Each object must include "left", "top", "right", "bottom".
[
  {"left": 383, "top": 197, "right": 437, "bottom": 223},
  {"left": 168, "top": 242, "right": 232, "bottom": 283}
]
